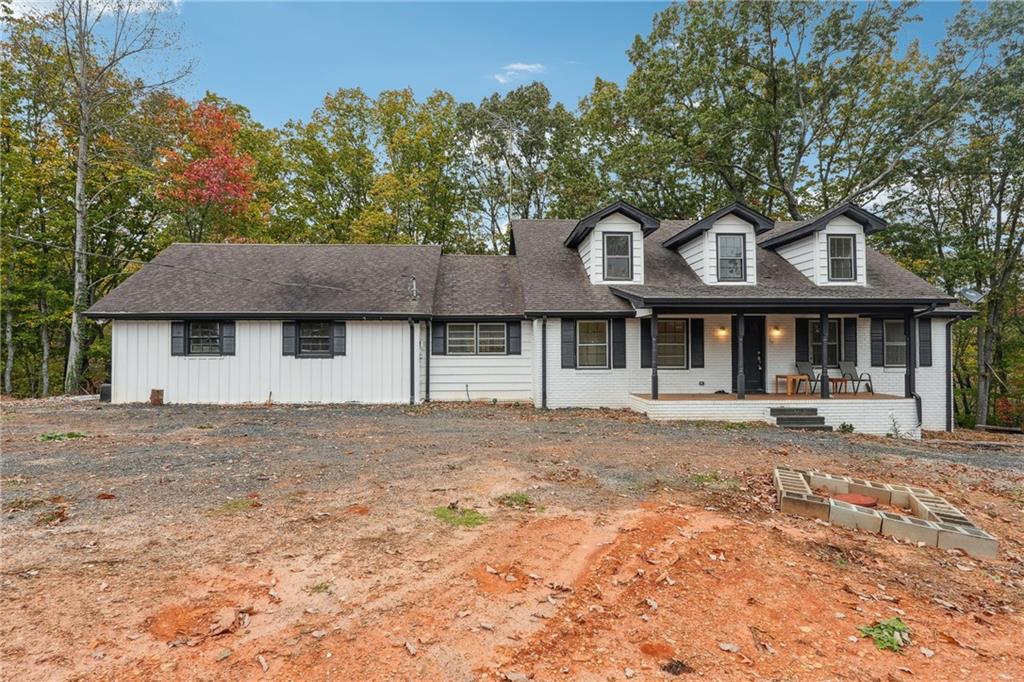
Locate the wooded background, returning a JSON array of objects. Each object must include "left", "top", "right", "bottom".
[{"left": 2, "top": 0, "right": 1021, "bottom": 428}]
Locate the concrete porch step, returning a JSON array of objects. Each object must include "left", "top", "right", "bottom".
[
  {"left": 770, "top": 407, "right": 818, "bottom": 417},
  {"left": 776, "top": 416, "right": 827, "bottom": 427}
]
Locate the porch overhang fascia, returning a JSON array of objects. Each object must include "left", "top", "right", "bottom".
[
  {"left": 84, "top": 311, "right": 435, "bottom": 321},
  {"left": 607, "top": 289, "right": 955, "bottom": 315}
]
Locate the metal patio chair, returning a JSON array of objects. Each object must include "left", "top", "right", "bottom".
[{"left": 839, "top": 361, "right": 874, "bottom": 395}]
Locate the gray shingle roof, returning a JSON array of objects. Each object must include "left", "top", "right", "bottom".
[
  {"left": 433, "top": 255, "right": 523, "bottom": 317},
  {"left": 511, "top": 219, "right": 954, "bottom": 312},
  {"left": 87, "top": 243, "right": 441, "bottom": 318}
]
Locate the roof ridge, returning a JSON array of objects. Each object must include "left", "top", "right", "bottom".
[{"left": 168, "top": 242, "right": 442, "bottom": 248}]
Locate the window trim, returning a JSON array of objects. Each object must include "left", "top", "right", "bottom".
[
  {"left": 445, "top": 322, "right": 508, "bottom": 356},
  {"left": 882, "top": 319, "right": 907, "bottom": 367},
  {"left": 296, "top": 320, "right": 333, "bottom": 358},
  {"left": 576, "top": 319, "right": 610, "bottom": 369},
  {"left": 186, "top": 321, "right": 222, "bottom": 356},
  {"left": 476, "top": 322, "right": 508, "bottom": 355},
  {"left": 716, "top": 233, "right": 746, "bottom": 282},
  {"left": 446, "top": 322, "right": 477, "bottom": 355},
  {"left": 827, "top": 234, "right": 857, "bottom": 282},
  {"left": 656, "top": 318, "right": 689, "bottom": 369},
  {"left": 602, "top": 232, "right": 633, "bottom": 282},
  {"left": 809, "top": 319, "right": 841, "bottom": 368}
]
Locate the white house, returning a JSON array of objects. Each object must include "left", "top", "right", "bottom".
[{"left": 86, "top": 201, "right": 972, "bottom": 438}]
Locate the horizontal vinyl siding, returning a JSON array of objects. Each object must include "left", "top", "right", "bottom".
[
  {"left": 678, "top": 237, "right": 704, "bottom": 281},
  {"left": 816, "top": 218, "right": 867, "bottom": 286},
  {"left": 777, "top": 237, "right": 816, "bottom": 281},
  {"left": 585, "top": 214, "right": 645, "bottom": 285},
  {"left": 430, "top": 327, "right": 533, "bottom": 402},
  {"left": 111, "top": 320, "right": 413, "bottom": 404}
]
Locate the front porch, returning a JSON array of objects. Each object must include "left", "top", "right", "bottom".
[{"left": 628, "top": 391, "right": 920, "bottom": 438}]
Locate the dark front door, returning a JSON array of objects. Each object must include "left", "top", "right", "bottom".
[{"left": 731, "top": 315, "right": 766, "bottom": 393}]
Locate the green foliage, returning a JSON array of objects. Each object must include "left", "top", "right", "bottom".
[
  {"left": 858, "top": 618, "right": 911, "bottom": 652},
  {"left": 494, "top": 492, "right": 533, "bottom": 508},
  {"left": 838, "top": 422, "right": 855, "bottom": 433},
  {"left": 37, "top": 431, "right": 87, "bottom": 442},
  {"left": 432, "top": 506, "right": 488, "bottom": 528}
]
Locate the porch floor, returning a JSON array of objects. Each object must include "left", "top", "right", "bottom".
[{"left": 631, "top": 391, "right": 903, "bottom": 401}]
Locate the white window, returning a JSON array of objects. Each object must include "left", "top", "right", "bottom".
[
  {"left": 828, "top": 235, "right": 855, "bottom": 281},
  {"left": 603, "top": 233, "right": 632, "bottom": 281},
  {"left": 657, "top": 319, "right": 688, "bottom": 368},
  {"left": 576, "top": 320, "right": 609, "bottom": 368},
  {"left": 446, "top": 323, "right": 476, "bottom": 354},
  {"left": 716, "top": 234, "right": 745, "bottom": 282},
  {"left": 810, "top": 320, "right": 840, "bottom": 367},
  {"left": 476, "top": 323, "right": 507, "bottom": 354},
  {"left": 883, "top": 320, "right": 907, "bottom": 367},
  {"left": 187, "top": 321, "right": 221, "bottom": 355}
]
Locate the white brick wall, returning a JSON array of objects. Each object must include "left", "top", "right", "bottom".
[{"left": 530, "top": 314, "right": 949, "bottom": 433}]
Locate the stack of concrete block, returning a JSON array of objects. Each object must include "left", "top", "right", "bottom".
[{"left": 772, "top": 467, "right": 998, "bottom": 558}]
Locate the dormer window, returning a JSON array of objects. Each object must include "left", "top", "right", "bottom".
[
  {"left": 716, "top": 234, "right": 746, "bottom": 282},
  {"left": 603, "top": 233, "right": 632, "bottom": 281},
  {"left": 828, "top": 235, "right": 855, "bottom": 281}
]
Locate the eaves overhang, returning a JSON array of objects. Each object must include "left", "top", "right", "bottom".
[
  {"left": 563, "top": 200, "right": 660, "bottom": 248},
  {"left": 760, "top": 203, "right": 887, "bottom": 250},
  {"left": 661, "top": 202, "right": 774, "bottom": 250}
]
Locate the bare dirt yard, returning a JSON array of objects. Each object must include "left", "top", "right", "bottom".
[{"left": 2, "top": 400, "right": 1023, "bottom": 681}]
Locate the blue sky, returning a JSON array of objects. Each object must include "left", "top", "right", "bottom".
[{"left": 173, "top": 1, "right": 969, "bottom": 128}]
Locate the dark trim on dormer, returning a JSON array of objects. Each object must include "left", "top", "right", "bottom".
[
  {"left": 661, "top": 202, "right": 774, "bottom": 250},
  {"left": 563, "top": 200, "right": 660, "bottom": 248},
  {"left": 760, "top": 203, "right": 887, "bottom": 250}
]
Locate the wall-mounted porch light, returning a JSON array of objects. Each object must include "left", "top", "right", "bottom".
[
  {"left": 716, "top": 325, "right": 729, "bottom": 338},
  {"left": 770, "top": 325, "right": 782, "bottom": 338}
]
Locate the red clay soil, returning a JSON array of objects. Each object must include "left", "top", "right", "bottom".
[{"left": 834, "top": 492, "right": 879, "bottom": 507}]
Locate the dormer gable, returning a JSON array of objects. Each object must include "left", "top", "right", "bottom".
[
  {"left": 568, "top": 200, "right": 659, "bottom": 286},
  {"left": 762, "top": 204, "right": 885, "bottom": 286},
  {"left": 662, "top": 202, "right": 772, "bottom": 286}
]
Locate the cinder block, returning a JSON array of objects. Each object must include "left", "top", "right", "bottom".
[
  {"left": 848, "top": 478, "right": 892, "bottom": 505},
  {"left": 775, "top": 466, "right": 811, "bottom": 482},
  {"left": 780, "top": 492, "right": 831, "bottom": 521},
  {"left": 930, "top": 511, "right": 974, "bottom": 528},
  {"left": 774, "top": 468, "right": 812, "bottom": 503},
  {"left": 809, "top": 472, "right": 850, "bottom": 494},
  {"left": 935, "top": 523, "right": 998, "bottom": 559},
  {"left": 880, "top": 512, "right": 939, "bottom": 546},
  {"left": 888, "top": 484, "right": 914, "bottom": 508},
  {"left": 909, "top": 494, "right": 945, "bottom": 518},
  {"left": 828, "top": 500, "right": 882, "bottom": 532}
]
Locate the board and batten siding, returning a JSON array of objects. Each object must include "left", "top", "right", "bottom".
[
  {"left": 429, "top": 325, "right": 533, "bottom": 402},
  {"left": 111, "top": 319, "right": 418, "bottom": 404}
]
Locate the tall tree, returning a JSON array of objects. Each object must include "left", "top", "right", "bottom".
[
  {"left": 616, "top": 0, "right": 968, "bottom": 219},
  {"left": 27, "top": 0, "right": 188, "bottom": 394}
]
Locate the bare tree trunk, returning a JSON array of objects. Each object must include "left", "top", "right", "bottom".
[
  {"left": 3, "top": 308, "right": 13, "bottom": 395},
  {"left": 64, "top": 111, "right": 90, "bottom": 395},
  {"left": 39, "top": 296, "right": 50, "bottom": 397},
  {"left": 974, "top": 302, "right": 1000, "bottom": 426}
]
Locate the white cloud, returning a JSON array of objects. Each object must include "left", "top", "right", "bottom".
[{"left": 492, "top": 62, "right": 545, "bottom": 85}]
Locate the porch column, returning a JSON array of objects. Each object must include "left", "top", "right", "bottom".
[
  {"left": 736, "top": 313, "right": 745, "bottom": 399},
  {"left": 819, "top": 312, "right": 830, "bottom": 399},
  {"left": 904, "top": 311, "right": 917, "bottom": 398},
  {"left": 650, "top": 312, "right": 659, "bottom": 400}
]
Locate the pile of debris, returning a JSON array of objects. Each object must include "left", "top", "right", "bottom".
[{"left": 773, "top": 467, "right": 998, "bottom": 558}]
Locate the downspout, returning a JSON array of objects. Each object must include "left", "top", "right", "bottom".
[
  {"left": 425, "top": 320, "right": 431, "bottom": 403},
  {"left": 945, "top": 318, "right": 956, "bottom": 431},
  {"left": 408, "top": 318, "right": 415, "bottom": 405},
  {"left": 541, "top": 317, "right": 548, "bottom": 409}
]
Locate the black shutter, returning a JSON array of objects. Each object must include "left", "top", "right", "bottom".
[
  {"left": 332, "top": 321, "right": 346, "bottom": 356},
  {"left": 843, "top": 318, "right": 857, "bottom": 364},
  {"left": 171, "top": 321, "right": 186, "bottom": 356},
  {"left": 561, "top": 319, "right": 576, "bottom": 369},
  {"left": 918, "top": 318, "right": 932, "bottom": 367},
  {"left": 220, "top": 321, "right": 236, "bottom": 356},
  {"left": 282, "top": 321, "right": 296, "bottom": 356},
  {"left": 870, "top": 318, "right": 884, "bottom": 367},
  {"left": 690, "top": 318, "right": 704, "bottom": 368},
  {"left": 507, "top": 321, "right": 522, "bottom": 355},
  {"left": 611, "top": 318, "right": 626, "bottom": 368},
  {"left": 795, "top": 318, "right": 809, "bottom": 363},
  {"left": 431, "top": 322, "right": 446, "bottom": 355},
  {"left": 640, "top": 318, "right": 652, "bottom": 368}
]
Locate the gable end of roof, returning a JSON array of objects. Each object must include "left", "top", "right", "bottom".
[
  {"left": 760, "top": 203, "right": 887, "bottom": 249},
  {"left": 661, "top": 202, "right": 774, "bottom": 250},
  {"left": 563, "top": 200, "right": 660, "bottom": 248}
]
